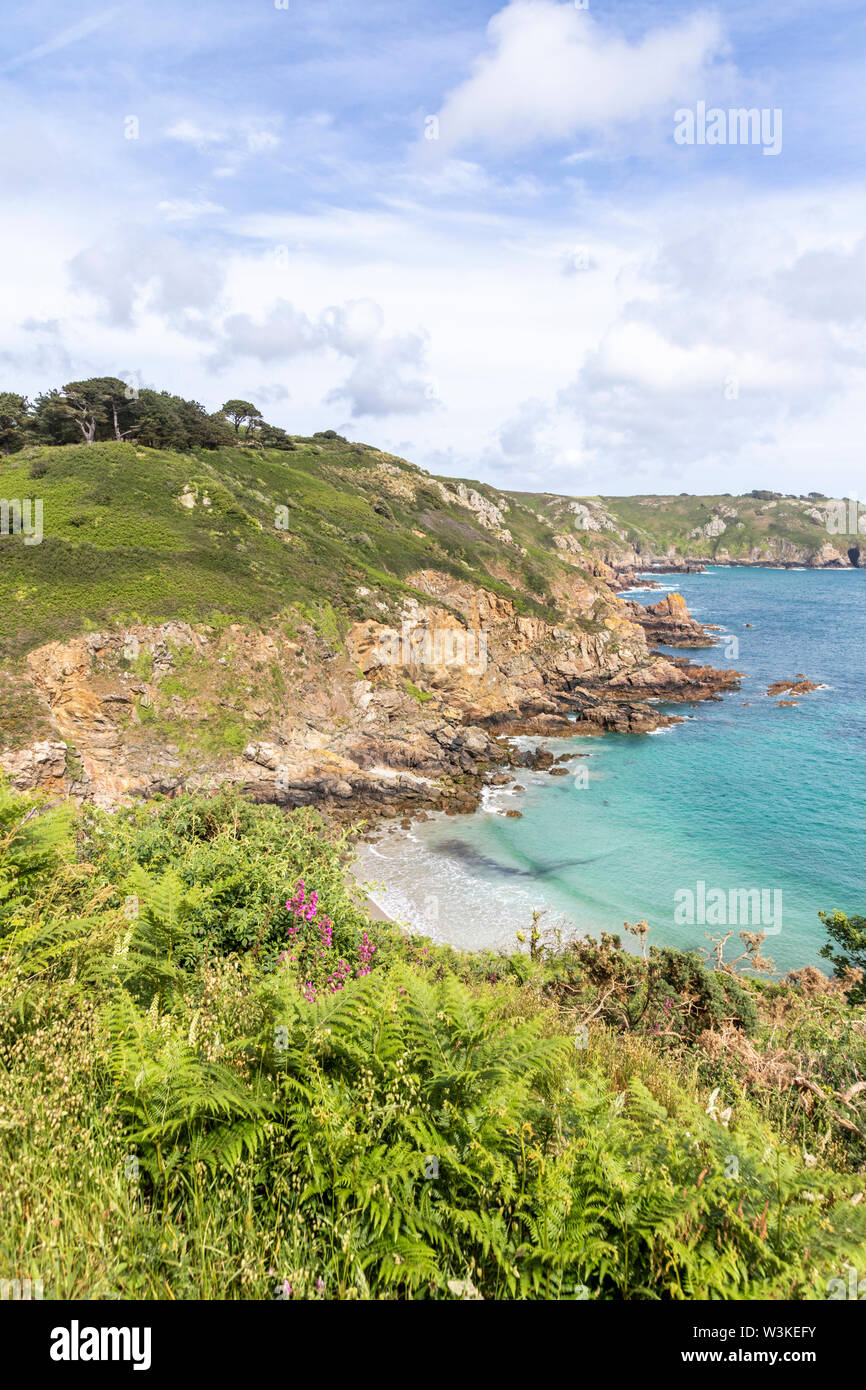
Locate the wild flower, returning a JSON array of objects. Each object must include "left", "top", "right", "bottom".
[
  {"left": 282, "top": 882, "right": 378, "bottom": 997},
  {"left": 357, "top": 931, "right": 376, "bottom": 977}
]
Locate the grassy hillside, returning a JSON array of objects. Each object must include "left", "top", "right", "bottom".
[
  {"left": 511, "top": 490, "right": 840, "bottom": 563},
  {"left": 3, "top": 438, "right": 848, "bottom": 666},
  {"left": 604, "top": 493, "right": 836, "bottom": 558},
  {"left": 1, "top": 439, "right": 585, "bottom": 661}
]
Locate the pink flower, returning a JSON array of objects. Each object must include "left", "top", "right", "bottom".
[{"left": 357, "top": 930, "right": 377, "bottom": 978}]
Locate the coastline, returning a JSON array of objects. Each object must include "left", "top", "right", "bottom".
[
  {"left": 359, "top": 889, "right": 394, "bottom": 926},
  {"left": 348, "top": 564, "right": 857, "bottom": 972},
  {"left": 346, "top": 566, "right": 737, "bottom": 944}
]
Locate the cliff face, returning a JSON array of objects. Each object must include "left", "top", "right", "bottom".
[
  {"left": 0, "top": 574, "right": 736, "bottom": 814},
  {"left": 513, "top": 491, "right": 861, "bottom": 571},
  {"left": 6, "top": 441, "right": 813, "bottom": 814}
]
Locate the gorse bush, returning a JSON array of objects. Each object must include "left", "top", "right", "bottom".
[
  {"left": 1, "top": 783, "right": 865, "bottom": 1300},
  {"left": 535, "top": 931, "right": 759, "bottom": 1040}
]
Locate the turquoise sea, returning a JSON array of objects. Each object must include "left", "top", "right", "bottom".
[{"left": 355, "top": 566, "right": 865, "bottom": 971}]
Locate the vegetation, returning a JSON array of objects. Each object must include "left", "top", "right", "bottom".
[
  {"left": 513, "top": 490, "right": 840, "bottom": 562},
  {"left": 820, "top": 909, "right": 866, "bottom": 1002},
  {"left": 1, "top": 374, "right": 845, "bottom": 675},
  {"left": 0, "top": 439, "right": 566, "bottom": 663},
  {"left": 1, "top": 782, "right": 864, "bottom": 1300}
]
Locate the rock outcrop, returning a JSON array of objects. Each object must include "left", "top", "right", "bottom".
[
  {"left": 0, "top": 740, "right": 68, "bottom": 793},
  {"left": 767, "top": 677, "right": 820, "bottom": 697},
  {"left": 623, "top": 593, "right": 717, "bottom": 648}
]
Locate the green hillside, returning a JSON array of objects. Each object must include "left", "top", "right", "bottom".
[
  {"left": 1, "top": 408, "right": 851, "bottom": 667},
  {"left": 0, "top": 438, "right": 575, "bottom": 660},
  {"left": 510, "top": 489, "right": 843, "bottom": 563}
]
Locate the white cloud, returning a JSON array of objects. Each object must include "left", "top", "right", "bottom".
[
  {"left": 68, "top": 236, "right": 226, "bottom": 330},
  {"left": 208, "top": 300, "right": 319, "bottom": 366},
  {"left": 251, "top": 383, "right": 291, "bottom": 406},
  {"left": 326, "top": 329, "right": 436, "bottom": 418},
  {"left": 245, "top": 130, "right": 280, "bottom": 153},
  {"left": 556, "top": 209, "right": 866, "bottom": 486},
  {"left": 165, "top": 120, "right": 222, "bottom": 149},
  {"left": 206, "top": 294, "right": 436, "bottom": 418},
  {"left": 165, "top": 117, "right": 282, "bottom": 171},
  {"left": 321, "top": 299, "right": 386, "bottom": 354},
  {"left": 495, "top": 398, "right": 552, "bottom": 458},
  {"left": 431, "top": 1, "right": 726, "bottom": 153},
  {"left": 772, "top": 237, "right": 866, "bottom": 324}
]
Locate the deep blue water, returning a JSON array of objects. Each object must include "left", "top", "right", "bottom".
[{"left": 356, "top": 567, "right": 865, "bottom": 971}]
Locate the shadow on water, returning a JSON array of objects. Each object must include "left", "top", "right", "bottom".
[{"left": 435, "top": 838, "right": 612, "bottom": 880}]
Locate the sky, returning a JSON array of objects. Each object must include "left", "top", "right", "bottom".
[{"left": 2, "top": 0, "right": 866, "bottom": 496}]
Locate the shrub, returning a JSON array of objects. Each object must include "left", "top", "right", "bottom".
[{"left": 820, "top": 909, "right": 866, "bottom": 1001}]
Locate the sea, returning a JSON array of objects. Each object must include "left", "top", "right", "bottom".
[{"left": 353, "top": 566, "right": 865, "bottom": 971}]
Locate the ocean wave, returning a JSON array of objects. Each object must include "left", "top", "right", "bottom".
[{"left": 479, "top": 783, "right": 521, "bottom": 815}]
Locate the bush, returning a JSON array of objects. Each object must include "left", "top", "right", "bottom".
[
  {"left": 819, "top": 909, "right": 866, "bottom": 1001},
  {"left": 85, "top": 789, "right": 374, "bottom": 964}
]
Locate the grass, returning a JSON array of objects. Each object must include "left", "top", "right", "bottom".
[
  {"left": 404, "top": 681, "right": 433, "bottom": 704},
  {"left": 2, "top": 437, "right": 838, "bottom": 672},
  {"left": 0, "top": 439, "right": 575, "bottom": 661},
  {"left": 513, "top": 490, "right": 834, "bottom": 561}
]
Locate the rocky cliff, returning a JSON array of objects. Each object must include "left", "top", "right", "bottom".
[
  {"left": 2, "top": 438, "right": 789, "bottom": 817},
  {"left": 514, "top": 491, "right": 861, "bottom": 572},
  {"left": 1, "top": 577, "right": 737, "bottom": 816}
]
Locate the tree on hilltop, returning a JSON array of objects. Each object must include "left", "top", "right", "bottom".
[
  {"left": 6, "top": 376, "right": 288, "bottom": 453},
  {"left": 0, "top": 392, "right": 30, "bottom": 455},
  {"left": 221, "top": 399, "right": 261, "bottom": 437},
  {"left": 35, "top": 377, "right": 138, "bottom": 446},
  {"left": 134, "top": 390, "right": 234, "bottom": 451}
]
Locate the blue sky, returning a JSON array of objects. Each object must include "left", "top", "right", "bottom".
[{"left": 3, "top": 0, "right": 865, "bottom": 494}]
